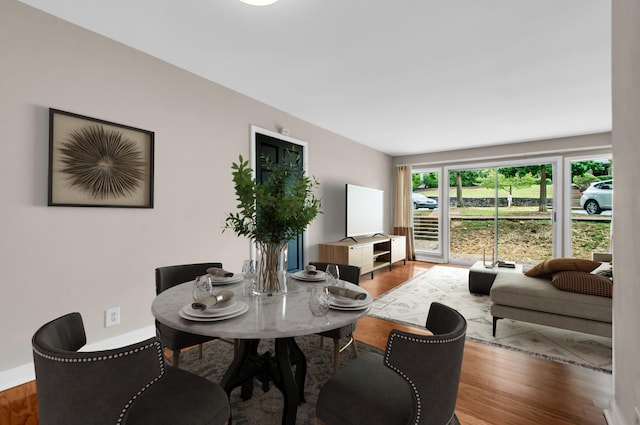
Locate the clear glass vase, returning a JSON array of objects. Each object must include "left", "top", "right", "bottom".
[{"left": 255, "top": 241, "right": 288, "bottom": 295}]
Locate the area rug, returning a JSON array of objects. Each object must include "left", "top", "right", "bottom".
[
  {"left": 180, "top": 335, "right": 382, "bottom": 425},
  {"left": 369, "top": 266, "right": 612, "bottom": 373}
]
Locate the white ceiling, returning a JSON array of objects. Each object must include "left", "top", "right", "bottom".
[{"left": 18, "top": 0, "right": 612, "bottom": 156}]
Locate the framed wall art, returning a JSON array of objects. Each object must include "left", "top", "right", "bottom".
[{"left": 48, "top": 108, "right": 154, "bottom": 208}]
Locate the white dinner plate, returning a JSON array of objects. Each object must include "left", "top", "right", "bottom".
[
  {"left": 179, "top": 302, "right": 249, "bottom": 321},
  {"left": 291, "top": 271, "right": 327, "bottom": 281},
  {"left": 329, "top": 294, "right": 360, "bottom": 307},
  {"left": 183, "top": 299, "right": 239, "bottom": 317},
  {"left": 329, "top": 285, "right": 373, "bottom": 310},
  {"left": 329, "top": 301, "right": 372, "bottom": 311},
  {"left": 208, "top": 274, "right": 244, "bottom": 285}
]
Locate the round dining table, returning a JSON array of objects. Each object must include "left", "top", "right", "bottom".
[{"left": 151, "top": 274, "right": 372, "bottom": 425}]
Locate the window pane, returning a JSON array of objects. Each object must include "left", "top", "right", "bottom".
[
  {"left": 448, "top": 165, "right": 553, "bottom": 267},
  {"left": 570, "top": 159, "right": 612, "bottom": 259}
]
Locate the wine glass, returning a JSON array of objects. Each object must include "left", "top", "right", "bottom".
[
  {"left": 242, "top": 259, "right": 257, "bottom": 295},
  {"left": 326, "top": 264, "right": 340, "bottom": 286},
  {"left": 192, "top": 275, "right": 213, "bottom": 302},
  {"left": 309, "top": 285, "right": 330, "bottom": 316}
]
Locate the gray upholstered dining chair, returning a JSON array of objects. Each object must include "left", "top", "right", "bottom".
[
  {"left": 32, "top": 312, "right": 230, "bottom": 425},
  {"left": 155, "top": 262, "right": 223, "bottom": 367},
  {"left": 309, "top": 261, "right": 362, "bottom": 373},
  {"left": 316, "top": 302, "right": 467, "bottom": 425}
]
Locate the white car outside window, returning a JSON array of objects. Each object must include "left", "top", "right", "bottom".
[
  {"left": 579, "top": 180, "right": 613, "bottom": 214},
  {"left": 412, "top": 193, "right": 438, "bottom": 210}
]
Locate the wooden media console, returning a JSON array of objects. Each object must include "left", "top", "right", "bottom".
[{"left": 318, "top": 235, "right": 406, "bottom": 276}]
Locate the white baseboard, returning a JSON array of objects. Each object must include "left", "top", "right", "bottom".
[
  {"left": 0, "top": 364, "right": 36, "bottom": 393},
  {"left": 0, "top": 325, "right": 155, "bottom": 392},
  {"left": 604, "top": 399, "right": 630, "bottom": 425}
]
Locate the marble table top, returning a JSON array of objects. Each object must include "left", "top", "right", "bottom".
[{"left": 151, "top": 276, "right": 372, "bottom": 339}]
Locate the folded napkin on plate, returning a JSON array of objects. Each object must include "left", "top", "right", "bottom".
[
  {"left": 206, "top": 267, "right": 234, "bottom": 277},
  {"left": 192, "top": 289, "right": 235, "bottom": 310},
  {"left": 327, "top": 285, "right": 367, "bottom": 300}
]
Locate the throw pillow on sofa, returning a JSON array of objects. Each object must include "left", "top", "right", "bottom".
[
  {"left": 524, "top": 258, "right": 600, "bottom": 279},
  {"left": 551, "top": 271, "right": 613, "bottom": 297}
]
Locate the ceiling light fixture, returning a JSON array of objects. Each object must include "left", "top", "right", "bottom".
[{"left": 238, "top": 0, "right": 279, "bottom": 5}]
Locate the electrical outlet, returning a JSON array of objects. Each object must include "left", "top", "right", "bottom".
[{"left": 105, "top": 307, "right": 120, "bottom": 328}]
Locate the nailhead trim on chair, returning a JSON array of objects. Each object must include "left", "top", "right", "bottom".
[
  {"left": 34, "top": 340, "right": 166, "bottom": 424},
  {"left": 384, "top": 332, "right": 465, "bottom": 425}
]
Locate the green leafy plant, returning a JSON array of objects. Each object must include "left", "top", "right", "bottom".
[
  {"left": 224, "top": 152, "right": 321, "bottom": 243},
  {"left": 224, "top": 151, "right": 321, "bottom": 292}
]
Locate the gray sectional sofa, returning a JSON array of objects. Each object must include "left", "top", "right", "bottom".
[
  {"left": 490, "top": 272, "right": 612, "bottom": 338},
  {"left": 489, "top": 254, "right": 613, "bottom": 338}
]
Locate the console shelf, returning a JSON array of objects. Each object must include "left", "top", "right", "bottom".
[{"left": 318, "top": 235, "right": 406, "bottom": 276}]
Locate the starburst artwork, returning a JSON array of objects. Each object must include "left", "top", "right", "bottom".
[
  {"left": 59, "top": 125, "right": 145, "bottom": 199},
  {"left": 48, "top": 109, "right": 154, "bottom": 208}
]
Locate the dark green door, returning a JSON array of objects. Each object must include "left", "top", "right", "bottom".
[{"left": 255, "top": 132, "right": 304, "bottom": 272}]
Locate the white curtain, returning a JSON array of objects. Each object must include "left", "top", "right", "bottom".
[{"left": 394, "top": 165, "right": 415, "bottom": 260}]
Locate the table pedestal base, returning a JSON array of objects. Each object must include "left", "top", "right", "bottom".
[{"left": 221, "top": 337, "right": 307, "bottom": 425}]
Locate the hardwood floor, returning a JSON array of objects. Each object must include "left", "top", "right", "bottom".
[
  {"left": 0, "top": 261, "right": 612, "bottom": 425},
  {"left": 357, "top": 261, "right": 612, "bottom": 425},
  {"left": 0, "top": 382, "right": 38, "bottom": 425}
]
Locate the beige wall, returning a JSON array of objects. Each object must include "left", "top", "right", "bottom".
[
  {"left": 0, "top": 0, "right": 394, "bottom": 380},
  {"left": 610, "top": 0, "right": 640, "bottom": 424}
]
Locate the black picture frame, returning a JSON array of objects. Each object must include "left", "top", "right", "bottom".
[{"left": 48, "top": 108, "right": 154, "bottom": 208}]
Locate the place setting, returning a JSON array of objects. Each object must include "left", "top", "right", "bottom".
[
  {"left": 300, "top": 264, "right": 373, "bottom": 314},
  {"left": 326, "top": 285, "right": 372, "bottom": 311},
  {"left": 291, "top": 264, "right": 327, "bottom": 282},
  {"left": 308, "top": 282, "right": 372, "bottom": 317},
  {"left": 179, "top": 275, "right": 248, "bottom": 322},
  {"left": 205, "top": 266, "right": 244, "bottom": 285}
]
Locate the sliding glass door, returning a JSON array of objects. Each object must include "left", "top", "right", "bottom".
[
  {"left": 446, "top": 161, "right": 556, "bottom": 267},
  {"left": 411, "top": 154, "right": 613, "bottom": 265}
]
